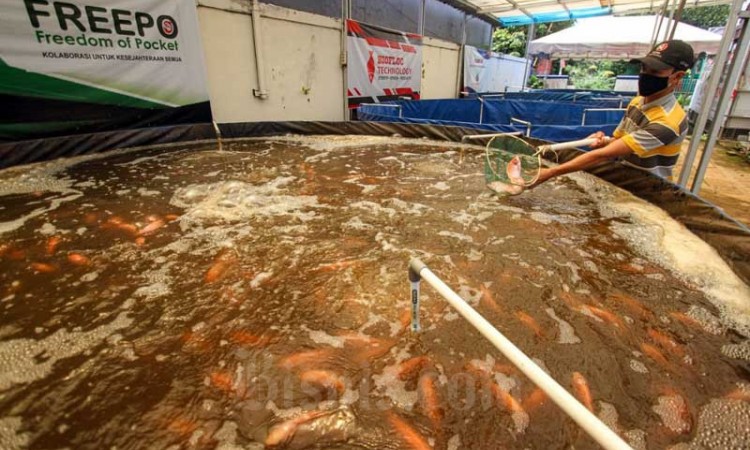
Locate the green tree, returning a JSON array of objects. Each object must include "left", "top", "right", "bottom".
[
  {"left": 680, "top": 5, "right": 729, "bottom": 29},
  {"left": 492, "top": 27, "right": 526, "bottom": 56},
  {"left": 491, "top": 21, "right": 575, "bottom": 56}
]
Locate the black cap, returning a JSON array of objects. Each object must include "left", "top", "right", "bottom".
[{"left": 630, "top": 40, "right": 696, "bottom": 72}]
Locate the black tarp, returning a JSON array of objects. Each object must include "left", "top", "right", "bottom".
[{"left": 1, "top": 121, "right": 748, "bottom": 285}]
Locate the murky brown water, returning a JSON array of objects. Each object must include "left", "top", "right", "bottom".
[{"left": 0, "top": 135, "right": 748, "bottom": 450}]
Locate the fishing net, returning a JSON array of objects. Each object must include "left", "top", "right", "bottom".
[{"left": 484, "top": 135, "right": 546, "bottom": 196}]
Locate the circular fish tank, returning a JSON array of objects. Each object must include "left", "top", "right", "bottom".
[{"left": 0, "top": 130, "right": 748, "bottom": 450}]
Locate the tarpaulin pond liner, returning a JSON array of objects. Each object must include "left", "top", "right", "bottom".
[{"left": 357, "top": 98, "right": 627, "bottom": 142}]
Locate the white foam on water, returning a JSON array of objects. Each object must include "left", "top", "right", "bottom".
[
  {"left": 343, "top": 216, "right": 373, "bottom": 231},
  {"left": 438, "top": 231, "right": 474, "bottom": 243},
  {"left": 301, "top": 325, "right": 347, "bottom": 348},
  {"left": 0, "top": 193, "right": 82, "bottom": 236},
  {"left": 687, "top": 306, "right": 727, "bottom": 335},
  {"left": 372, "top": 348, "right": 418, "bottom": 410},
  {"left": 721, "top": 340, "right": 750, "bottom": 362},
  {"left": 384, "top": 198, "right": 431, "bottom": 216},
  {"left": 350, "top": 201, "right": 397, "bottom": 218},
  {"left": 571, "top": 172, "right": 750, "bottom": 336},
  {"left": 0, "top": 312, "right": 133, "bottom": 390},
  {"left": 529, "top": 211, "right": 589, "bottom": 225},
  {"left": 171, "top": 178, "right": 323, "bottom": 224},
  {"left": 544, "top": 308, "right": 581, "bottom": 344},
  {"left": 38, "top": 223, "right": 57, "bottom": 235},
  {"left": 624, "top": 429, "right": 647, "bottom": 450},
  {"left": 652, "top": 394, "right": 690, "bottom": 434},
  {"left": 597, "top": 401, "right": 621, "bottom": 434},
  {"left": 447, "top": 434, "right": 461, "bottom": 450},
  {"left": 375, "top": 233, "right": 400, "bottom": 253},
  {"left": 686, "top": 398, "right": 750, "bottom": 448},
  {"left": 467, "top": 249, "right": 483, "bottom": 262},
  {"left": 457, "top": 285, "right": 482, "bottom": 306},
  {"left": 629, "top": 359, "right": 649, "bottom": 374},
  {"left": 0, "top": 416, "right": 30, "bottom": 450},
  {"left": 432, "top": 182, "right": 450, "bottom": 191},
  {"left": 137, "top": 187, "right": 161, "bottom": 197}
]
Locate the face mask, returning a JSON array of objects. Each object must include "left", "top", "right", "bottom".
[{"left": 638, "top": 73, "right": 670, "bottom": 96}]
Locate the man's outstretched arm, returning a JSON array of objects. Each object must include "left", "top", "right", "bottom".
[{"left": 532, "top": 139, "right": 632, "bottom": 187}]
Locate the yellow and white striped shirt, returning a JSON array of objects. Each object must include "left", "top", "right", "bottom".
[{"left": 613, "top": 93, "right": 687, "bottom": 178}]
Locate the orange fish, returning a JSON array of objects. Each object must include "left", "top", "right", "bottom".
[
  {"left": 418, "top": 373, "right": 443, "bottom": 431},
  {"left": 571, "top": 372, "right": 594, "bottom": 412},
  {"left": 725, "top": 388, "right": 750, "bottom": 402},
  {"left": 278, "top": 349, "right": 336, "bottom": 370},
  {"left": 30, "top": 262, "right": 57, "bottom": 273},
  {"left": 559, "top": 291, "right": 585, "bottom": 311},
  {"left": 480, "top": 285, "right": 503, "bottom": 315},
  {"left": 67, "top": 253, "right": 90, "bottom": 266},
  {"left": 515, "top": 311, "right": 544, "bottom": 338},
  {"left": 204, "top": 251, "right": 237, "bottom": 283},
  {"left": 46, "top": 236, "right": 62, "bottom": 255},
  {"left": 230, "top": 331, "right": 271, "bottom": 347},
  {"left": 669, "top": 312, "right": 702, "bottom": 330},
  {"left": 647, "top": 328, "right": 685, "bottom": 358},
  {"left": 139, "top": 219, "right": 165, "bottom": 236},
  {"left": 349, "top": 337, "right": 394, "bottom": 364},
  {"left": 134, "top": 237, "right": 146, "bottom": 246},
  {"left": 398, "top": 356, "right": 431, "bottom": 382},
  {"left": 299, "top": 370, "right": 345, "bottom": 397},
  {"left": 265, "top": 410, "right": 329, "bottom": 448},
  {"left": 640, "top": 343, "right": 672, "bottom": 370},
  {"left": 387, "top": 412, "right": 432, "bottom": 450},
  {"left": 164, "top": 214, "right": 180, "bottom": 221},
  {"left": 166, "top": 416, "right": 199, "bottom": 437},
  {"left": 609, "top": 292, "right": 653, "bottom": 319},
  {"left": 522, "top": 387, "right": 548, "bottom": 412},
  {"left": 587, "top": 305, "right": 625, "bottom": 329},
  {"left": 210, "top": 371, "right": 234, "bottom": 393},
  {"left": 490, "top": 382, "right": 525, "bottom": 415}
]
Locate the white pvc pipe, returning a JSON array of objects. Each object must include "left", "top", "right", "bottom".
[
  {"left": 540, "top": 137, "right": 599, "bottom": 152},
  {"left": 251, "top": 0, "right": 269, "bottom": 99},
  {"left": 410, "top": 259, "right": 633, "bottom": 450},
  {"left": 461, "top": 132, "right": 523, "bottom": 142}
]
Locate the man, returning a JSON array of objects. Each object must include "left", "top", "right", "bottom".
[{"left": 532, "top": 40, "right": 695, "bottom": 186}]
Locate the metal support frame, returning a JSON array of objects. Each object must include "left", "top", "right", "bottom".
[
  {"left": 510, "top": 117, "right": 532, "bottom": 136},
  {"left": 251, "top": 0, "right": 269, "bottom": 99},
  {"left": 690, "top": 6, "right": 750, "bottom": 193},
  {"left": 678, "top": 0, "right": 745, "bottom": 188},
  {"left": 341, "top": 0, "right": 350, "bottom": 121},
  {"left": 359, "top": 103, "right": 403, "bottom": 118},
  {"left": 461, "top": 131, "right": 524, "bottom": 142},
  {"left": 477, "top": 94, "right": 505, "bottom": 124},
  {"left": 581, "top": 108, "right": 627, "bottom": 126},
  {"left": 668, "top": 0, "right": 688, "bottom": 40}
]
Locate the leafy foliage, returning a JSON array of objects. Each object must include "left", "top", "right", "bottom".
[
  {"left": 491, "top": 21, "right": 574, "bottom": 56},
  {"left": 680, "top": 5, "right": 729, "bottom": 29}
]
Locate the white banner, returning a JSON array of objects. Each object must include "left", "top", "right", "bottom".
[
  {"left": 0, "top": 0, "right": 208, "bottom": 106},
  {"left": 463, "top": 45, "right": 530, "bottom": 94},
  {"left": 347, "top": 20, "right": 422, "bottom": 107}
]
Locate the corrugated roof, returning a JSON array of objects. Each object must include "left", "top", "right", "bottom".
[{"left": 461, "top": 0, "right": 731, "bottom": 25}]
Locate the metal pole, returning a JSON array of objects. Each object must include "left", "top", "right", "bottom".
[
  {"left": 678, "top": 0, "right": 744, "bottom": 187},
  {"left": 651, "top": 0, "right": 669, "bottom": 47},
  {"left": 522, "top": 22, "right": 535, "bottom": 91},
  {"left": 407, "top": 258, "right": 633, "bottom": 450},
  {"left": 690, "top": 11, "right": 749, "bottom": 193},
  {"left": 662, "top": 0, "right": 677, "bottom": 42},
  {"left": 341, "top": 0, "right": 350, "bottom": 121},
  {"left": 668, "top": 0, "right": 688, "bottom": 40}
]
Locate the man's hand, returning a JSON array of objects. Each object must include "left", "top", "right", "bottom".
[
  {"left": 528, "top": 167, "right": 555, "bottom": 189},
  {"left": 587, "top": 131, "right": 608, "bottom": 149}
]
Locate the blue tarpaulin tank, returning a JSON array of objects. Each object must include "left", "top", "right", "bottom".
[{"left": 358, "top": 94, "right": 630, "bottom": 143}]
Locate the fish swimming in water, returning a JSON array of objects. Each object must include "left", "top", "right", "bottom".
[
  {"left": 387, "top": 412, "right": 432, "bottom": 450},
  {"left": 139, "top": 218, "right": 165, "bottom": 236},
  {"left": 204, "top": 250, "right": 237, "bottom": 283},
  {"left": 571, "top": 372, "right": 594, "bottom": 412},
  {"left": 418, "top": 373, "right": 444, "bottom": 432},
  {"left": 278, "top": 348, "right": 337, "bottom": 371},
  {"left": 640, "top": 342, "right": 672, "bottom": 371},
  {"left": 299, "top": 369, "right": 345, "bottom": 398},
  {"left": 67, "top": 253, "right": 90, "bottom": 266},
  {"left": 398, "top": 356, "right": 431, "bottom": 382},
  {"left": 587, "top": 305, "right": 626, "bottom": 330},
  {"left": 647, "top": 328, "right": 686, "bottom": 359},
  {"left": 480, "top": 284, "right": 504, "bottom": 315},
  {"left": 30, "top": 262, "right": 57, "bottom": 273},
  {"left": 515, "top": 311, "right": 544, "bottom": 338},
  {"left": 46, "top": 236, "right": 62, "bottom": 255},
  {"left": 609, "top": 292, "right": 653, "bottom": 320},
  {"left": 265, "top": 409, "right": 330, "bottom": 448},
  {"left": 522, "top": 387, "right": 548, "bottom": 412}
]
